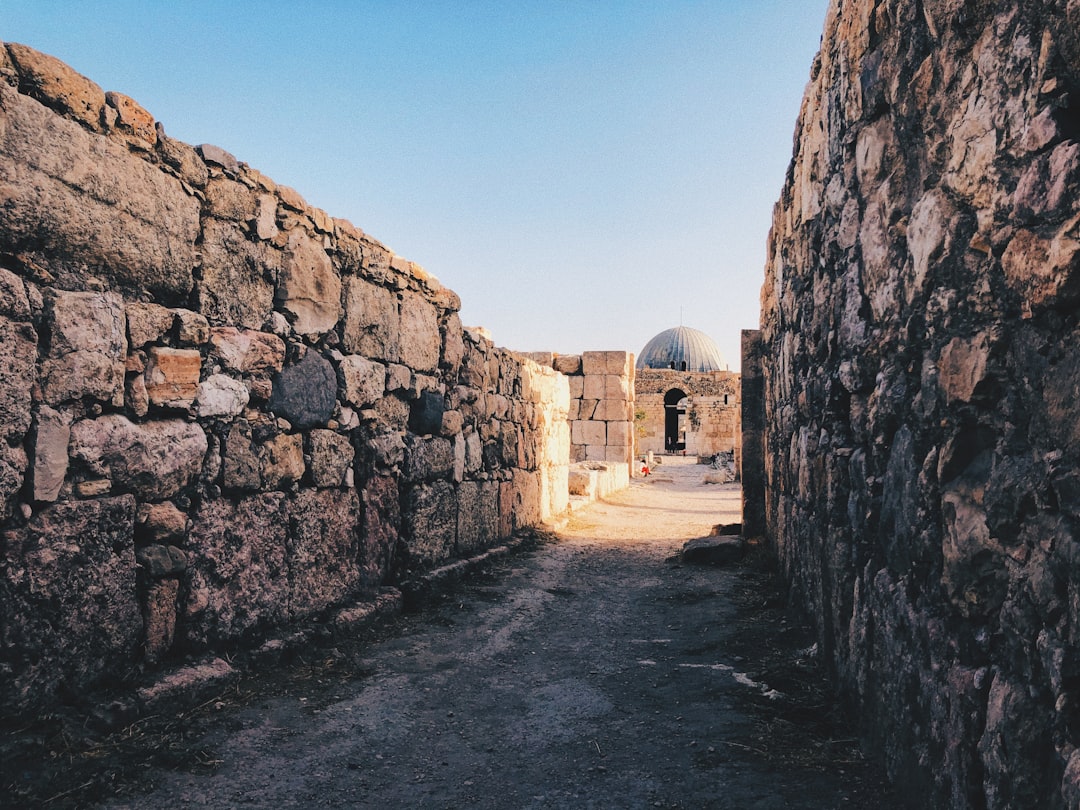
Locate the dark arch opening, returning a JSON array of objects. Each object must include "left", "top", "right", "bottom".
[{"left": 664, "top": 388, "right": 687, "bottom": 453}]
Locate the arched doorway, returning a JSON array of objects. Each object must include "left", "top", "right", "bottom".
[{"left": 664, "top": 388, "right": 687, "bottom": 453}]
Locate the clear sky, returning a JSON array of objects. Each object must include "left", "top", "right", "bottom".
[{"left": 2, "top": 1, "right": 829, "bottom": 370}]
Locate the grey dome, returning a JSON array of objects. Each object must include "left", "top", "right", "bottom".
[{"left": 636, "top": 326, "right": 726, "bottom": 372}]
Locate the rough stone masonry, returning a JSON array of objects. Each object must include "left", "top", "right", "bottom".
[
  {"left": 758, "top": 1, "right": 1080, "bottom": 807},
  {"left": 0, "top": 42, "right": 593, "bottom": 716}
]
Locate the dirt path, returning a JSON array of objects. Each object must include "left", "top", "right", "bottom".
[{"left": 12, "top": 459, "right": 901, "bottom": 809}]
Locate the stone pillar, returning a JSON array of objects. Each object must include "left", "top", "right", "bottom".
[{"left": 740, "top": 330, "right": 765, "bottom": 538}]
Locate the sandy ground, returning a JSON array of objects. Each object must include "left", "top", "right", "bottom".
[{"left": 4, "top": 458, "right": 901, "bottom": 809}]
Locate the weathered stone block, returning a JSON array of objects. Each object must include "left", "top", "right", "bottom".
[
  {"left": 31, "top": 404, "right": 70, "bottom": 502},
  {"left": 136, "top": 544, "right": 188, "bottom": 578},
  {"left": 0, "top": 83, "right": 198, "bottom": 302},
  {"left": 126, "top": 302, "right": 174, "bottom": 347},
  {"left": 308, "top": 429, "right": 354, "bottom": 488},
  {"left": 174, "top": 308, "right": 210, "bottom": 346},
  {"left": 183, "top": 493, "right": 288, "bottom": 647},
  {"left": 502, "top": 468, "right": 541, "bottom": 533},
  {"left": 583, "top": 374, "right": 605, "bottom": 400},
  {"left": 208, "top": 327, "right": 285, "bottom": 374},
  {"left": 277, "top": 230, "right": 341, "bottom": 336},
  {"left": 572, "top": 420, "right": 606, "bottom": 447},
  {"left": 457, "top": 480, "right": 499, "bottom": 555},
  {"left": 360, "top": 475, "right": 400, "bottom": 590},
  {"left": 268, "top": 349, "right": 336, "bottom": 429},
  {"left": 144, "top": 349, "right": 200, "bottom": 411},
  {"left": 403, "top": 435, "right": 455, "bottom": 483},
  {"left": 938, "top": 333, "right": 992, "bottom": 404},
  {"left": 287, "top": 488, "right": 362, "bottom": 619},
  {"left": 41, "top": 290, "right": 126, "bottom": 406},
  {"left": 260, "top": 432, "right": 305, "bottom": 490},
  {"left": 0, "top": 495, "right": 140, "bottom": 714},
  {"left": 105, "top": 90, "right": 156, "bottom": 147},
  {"left": 199, "top": 218, "right": 278, "bottom": 329},
  {"left": 69, "top": 414, "right": 207, "bottom": 500},
  {"left": 196, "top": 373, "right": 249, "bottom": 419},
  {"left": 135, "top": 501, "right": 188, "bottom": 544},
  {"left": 398, "top": 291, "right": 441, "bottom": 373},
  {"left": 342, "top": 277, "right": 399, "bottom": 362},
  {"left": 606, "top": 420, "right": 632, "bottom": 447},
  {"left": 403, "top": 481, "right": 457, "bottom": 567},
  {"left": 340, "top": 355, "right": 385, "bottom": 408},
  {"left": 582, "top": 351, "right": 631, "bottom": 377},
  {"left": 142, "top": 578, "right": 179, "bottom": 665},
  {"left": 6, "top": 42, "right": 106, "bottom": 130},
  {"left": 594, "top": 398, "right": 631, "bottom": 422},
  {"left": 441, "top": 311, "right": 465, "bottom": 370},
  {"left": 553, "top": 354, "right": 582, "bottom": 375},
  {"left": 222, "top": 419, "right": 261, "bottom": 491}
]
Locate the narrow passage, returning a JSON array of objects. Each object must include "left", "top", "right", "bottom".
[{"left": 98, "top": 458, "right": 898, "bottom": 809}]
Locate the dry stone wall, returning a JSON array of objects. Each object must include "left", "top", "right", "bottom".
[
  {"left": 762, "top": 2, "right": 1080, "bottom": 807},
  {"left": 0, "top": 43, "right": 569, "bottom": 715}
]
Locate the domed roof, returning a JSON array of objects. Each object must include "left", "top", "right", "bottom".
[{"left": 636, "top": 326, "right": 726, "bottom": 372}]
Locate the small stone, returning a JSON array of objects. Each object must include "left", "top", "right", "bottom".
[
  {"left": 196, "top": 374, "right": 250, "bottom": 419},
  {"left": 680, "top": 535, "right": 745, "bottom": 566},
  {"left": 145, "top": 347, "right": 202, "bottom": 409}
]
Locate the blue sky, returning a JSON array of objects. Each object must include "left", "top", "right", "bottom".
[{"left": 2, "top": 1, "right": 828, "bottom": 369}]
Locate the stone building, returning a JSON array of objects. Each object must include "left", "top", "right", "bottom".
[{"left": 633, "top": 326, "right": 740, "bottom": 460}]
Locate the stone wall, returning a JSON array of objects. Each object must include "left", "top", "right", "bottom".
[
  {"left": 551, "top": 351, "right": 635, "bottom": 466},
  {"left": 761, "top": 2, "right": 1080, "bottom": 807},
  {"left": 0, "top": 43, "right": 569, "bottom": 715}
]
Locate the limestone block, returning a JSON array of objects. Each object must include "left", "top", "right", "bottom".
[
  {"left": 0, "top": 84, "right": 199, "bottom": 301},
  {"left": 268, "top": 349, "right": 336, "bottom": 429},
  {"left": 287, "top": 488, "right": 362, "bottom": 619},
  {"left": 277, "top": 230, "right": 341, "bottom": 336},
  {"left": 197, "top": 143, "right": 239, "bottom": 174},
  {"left": 31, "top": 405, "right": 71, "bottom": 502},
  {"left": 69, "top": 415, "right": 207, "bottom": 500},
  {"left": 604, "top": 445, "right": 633, "bottom": 464},
  {"left": 183, "top": 493, "right": 289, "bottom": 647},
  {"left": 554, "top": 354, "right": 582, "bottom": 375},
  {"left": 938, "top": 333, "right": 992, "bottom": 404},
  {"left": 126, "top": 302, "right": 174, "bottom": 347},
  {"left": 199, "top": 218, "right": 278, "bottom": 329},
  {"left": 571, "top": 420, "right": 606, "bottom": 446},
  {"left": 222, "top": 419, "right": 261, "bottom": 491},
  {"left": 594, "top": 399, "right": 631, "bottom": 422},
  {"left": 568, "top": 467, "right": 596, "bottom": 497},
  {"left": 442, "top": 312, "right": 465, "bottom": 370},
  {"left": 208, "top": 327, "right": 285, "bottom": 374},
  {"left": 375, "top": 394, "right": 410, "bottom": 429},
  {"left": 0, "top": 495, "right": 140, "bottom": 714},
  {"left": 604, "top": 374, "right": 630, "bottom": 400},
  {"left": 196, "top": 373, "right": 250, "bottom": 418},
  {"left": 308, "top": 429, "right": 354, "bottom": 488},
  {"left": 578, "top": 399, "right": 598, "bottom": 420},
  {"left": 6, "top": 42, "right": 106, "bottom": 131},
  {"left": 457, "top": 480, "right": 499, "bottom": 554},
  {"left": 452, "top": 433, "right": 466, "bottom": 483},
  {"left": 359, "top": 475, "right": 400, "bottom": 590},
  {"left": 398, "top": 291, "right": 441, "bottom": 373},
  {"left": 135, "top": 501, "right": 188, "bottom": 544},
  {"left": 569, "top": 375, "right": 584, "bottom": 399},
  {"left": 340, "top": 355, "right": 385, "bottom": 408},
  {"left": 41, "top": 290, "right": 126, "bottom": 406},
  {"left": 607, "top": 420, "right": 633, "bottom": 447},
  {"left": 583, "top": 374, "right": 605, "bottom": 400},
  {"left": 145, "top": 346, "right": 201, "bottom": 408},
  {"left": 585, "top": 445, "right": 608, "bottom": 462},
  {"left": 582, "top": 351, "right": 631, "bottom": 377},
  {"left": 104, "top": 90, "right": 156, "bottom": 147},
  {"left": 342, "top": 277, "right": 399, "bottom": 362},
  {"left": 142, "top": 578, "right": 179, "bottom": 665},
  {"left": 260, "top": 432, "right": 305, "bottom": 490},
  {"left": 403, "top": 481, "right": 457, "bottom": 567},
  {"left": 543, "top": 463, "right": 569, "bottom": 518},
  {"left": 175, "top": 309, "right": 210, "bottom": 346}
]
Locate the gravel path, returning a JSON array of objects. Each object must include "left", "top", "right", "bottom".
[{"left": 57, "top": 459, "right": 898, "bottom": 809}]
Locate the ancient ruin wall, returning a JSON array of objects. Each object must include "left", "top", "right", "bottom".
[
  {"left": 0, "top": 44, "right": 570, "bottom": 715},
  {"left": 761, "top": 2, "right": 1080, "bottom": 807},
  {"left": 634, "top": 368, "right": 740, "bottom": 460}
]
